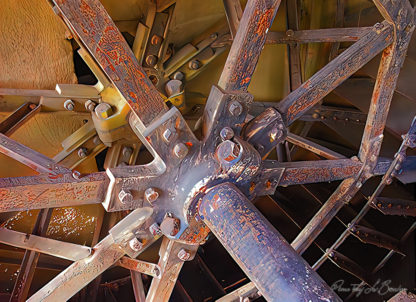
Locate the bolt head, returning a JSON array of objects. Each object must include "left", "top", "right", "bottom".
[
  {"left": 177, "top": 248, "right": 191, "bottom": 261},
  {"left": 228, "top": 101, "right": 243, "bottom": 116},
  {"left": 95, "top": 103, "right": 113, "bottom": 119},
  {"left": 188, "top": 59, "right": 201, "bottom": 70},
  {"left": 118, "top": 189, "right": 133, "bottom": 204},
  {"left": 129, "top": 237, "right": 143, "bottom": 252},
  {"left": 160, "top": 215, "right": 181, "bottom": 237},
  {"left": 217, "top": 140, "right": 240, "bottom": 162},
  {"left": 145, "top": 187, "right": 159, "bottom": 203},
  {"left": 220, "top": 127, "right": 234, "bottom": 141},
  {"left": 163, "top": 128, "right": 175, "bottom": 142},
  {"left": 151, "top": 35, "right": 162, "bottom": 45},
  {"left": 174, "top": 143, "right": 188, "bottom": 158},
  {"left": 72, "top": 170, "right": 81, "bottom": 179},
  {"left": 85, "top": 100, "right": 96, "bottom": 112},
  {"left": 64, "top": 99, "right": 75, "bottom": 111},
  {"left": 149, "top": 223, "right": 162, "bottom": 237},
  {"left": 173, "top": 71, "right": 184, "bottom": 81},
  {"left": 146, "top": 55, "right": 158, "bottom": 66},
  {"left": 77, "top": 147, "right": 88, "bottom": 159},
  {"left": 122, "top": 146, "right": 133, "bottom": 159}
]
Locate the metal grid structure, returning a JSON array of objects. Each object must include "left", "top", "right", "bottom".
[{"left": 0, "top": 0, "right": 416, "bottom": 301}]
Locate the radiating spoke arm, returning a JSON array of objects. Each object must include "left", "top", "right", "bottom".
[
  {"left": 27, "top": 207, "right": 154, "bottom": 302},
  {"left": 218, "top": 0, "right": 282, "bottom": 91},
  {"left": 0, "top": 133, "right": 70, "bottom": 174},
  {"left": 276, "top": 21, "right": 393, "bottom": 126},
  {"left": 52, "top": 0, "right": 168, "bottom": 129},
  {"left": 0, "top": 172, "right": 108, "bottom": 212},
  {"left": 253, "top": 157, "right": 391, "bottom": 197},
  {"left": 145, "top": 237, "right": 198, "bottom": 302}
]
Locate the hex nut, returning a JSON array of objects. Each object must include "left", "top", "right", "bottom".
[
  {"left": 146, "top": 55, "right": 158, "bottom": 66},
  {"left": 177, "top": 248, "right": 191, "bottom": 261},
  {"left": 160, "top": 215, "right": 181, "bottom": 237},
  {"left": 118, "top": 189, "right": 133, "bottom": 204},
  {"left": 129, "top": 237, "right": 143, "bottom": 252},
  {"left": 64, "top": 99, "right": 75, "bottom": 111},
  {"left": 188, "top": 59, "right": 201, "bottom": 70},
  {"left": 174, "top": 143, "right": 188, "bottom": 158},
  {"left": 85, "top": 99, "right": 96, "bottom": 112},
  {"left": 228, "top": 100, "right": 243, "bottom": 116},
  {"left": 95, "top": 103, "right": 113, "bottom": 119},
  {"left": 149, "top": 223, "right": 162, "bottom": 237},
  {"left": 77, "top": 147, "right": 88, "bottom": 159},
  {"left": 220, "top": 127, "right": 234, "bottom": 141},
  {"left": 173, "top": 71, "right": 184, "bottom": 81},
  {"left": 163, "top": 128, "right": 175, "bottom": 143},
  {"left": 217, "top": 140, "right": 240, "bottom": 162},
  {"left": 145, "top": 187, "right": 159, "bottom": 203}
]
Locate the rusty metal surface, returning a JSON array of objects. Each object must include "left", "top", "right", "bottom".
[
  {"left": 199, "top": 182, "right": 341, "bottom": 301},
  {"left": 52, "top": 0, "right": 168, "bottom": 127},
  {"left": 0, "top": 0, "right": 415, "bottom": 300}
]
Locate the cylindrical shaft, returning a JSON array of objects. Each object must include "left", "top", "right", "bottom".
[{"left": 199, "top": 182, "right": 341, "bottom": 302}]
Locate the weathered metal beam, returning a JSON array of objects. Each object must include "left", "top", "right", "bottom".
[
  {"left": 0, "top": 172, "right": 108, "bottom": 212},
  {"left": 372, "top": 197, "right": 416, "bottom": 216},
  {"left": 0, "top": 133, "right": 70, "bottom": 175},
  {"left": 358, "top": 11, "right": 415, "bottom": 160},
  {"left": 218, "top": 0, "right": 282, "bottom": 91},
  {"left": 267, "top": 26, "right": 370, "bottom": 44},
  {"left": 0, "top": 103, "right": 40, "bottom": 136},
  {"left": 0, "top": 228, "right": 92, "bottom": 261},
  {"left": 286, "top": 132, "right": 346, "bottom": 160},
  {"left": 145, "top": 237, "right": 198, "bottom": 302},
  {"left": 131, "top": 271, "right": 146, "bottom": 302},
  {"left": 9, "top": 209, "right": 53, "bottom": 302},
  {"left": 277, "top": 21, "right": 393, "bottom": 125},
  {"left": 290, "top": 3, "right": 415, "bottom": 256},
  {"left": 328, "top": 0, "right": 345, "bottom": 60},
  {"left": 256, "top": 157, "right": 390, "bottom": 196},
  {"left": 52, "top": 0, "right": 168, "bottom": 128},
  {"left": 328, "top": 250, "right": 373, "bottom": 286},
  {"left": 118, "top": 256, "right": 161, "bottom": 279},
  {"left": 27, "top": 207, "right": 153, "bottom": 302},
  {"left": 286, "top": 0, "right": 302, "bottom": 91},
  {"left": 311, "top": 117, "right": 416, "bottom": 271},
  {"left": 199, "top": 182, "right": 341, "bottom": 302},
  {"left": 223, "top": 0, "right": 243, "bottom": 39},
  {"left": 349, "top": 224, "right": 405, "bottom": 255}
]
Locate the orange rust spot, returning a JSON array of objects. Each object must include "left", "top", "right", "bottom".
[
  {"left": 185, "top": 142, "right": 193, "bottom": 147},
  {"left": 240, "top": 77, "right": 251, "bottom": 86},
  {"left": 255, "top": 8, "right": 274, "bottom": 36},
  {"left": 249, "top": 182, "right": 256, "bottom": 192}
]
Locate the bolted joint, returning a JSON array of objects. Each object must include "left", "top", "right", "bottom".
[
  {"left": 118, "top": 189, "right": 133, "bottom": 204},
  {"left": 64, "top": 99, "right": 75, "bottom": 111},
  {"left": 160, "top": 213, "right": 181, "bottom": 237},
  {"left": 129, "top": 237, "right": 143, "bottom": 252},
  {"left": 174, "top": 142, "right": 188, "bottom": 158},
  {"left": 149, "top": 223, "right": 162, "bottom": 237},
  {"left": 144, "top": 187, "right": 159, "bottom": 204},
  {"left": 85, "top": 99, "right": 96, "bottom": 112},
  {"left": 77, "top": 147, "right": 88, "bottom": 159},
  {"left": 228, "top": 100, "right": 243, "bottom": 117},
  {"left": 188, "top": 59, "right": 201, "bottom": 70},
  {"left": 95, "top": 103, "right": 113, "bottom": 119},
  {"left": 177, "top": 248, "right": 191, "bottom": 261},
  {"left": 220, "top": 127, "right": 234, "bottom": 141},
  {"left": 216, "top": 140, "right": 241, "bottom": 163}
]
